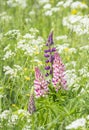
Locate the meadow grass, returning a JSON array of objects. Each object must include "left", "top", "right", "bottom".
[{"left": 0, "top": 0, "right": 89, "bottom": 130}]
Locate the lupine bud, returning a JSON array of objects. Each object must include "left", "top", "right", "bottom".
[
  {"left": 51, "top": 48, "right": 56, "bottom": 52},
  {"left": 45, "top": 73, "right": 49, "bottom": 77},
  {"left": 52, "top": 52, "right": 67, "bottom": 91},
  {"left": 44, "top": 54, "right": 50, "bottom": 57},
  {"left": 44, "top": 49, "right": 51, "bottom": 53},
  {"left": 28, "top": 89, "right": 36, "bottom": 114},
  {"left": 34, "top": 67, "right": 48, "bottom": 98},
  {"left": 45, "top": 66, "right": 50, "bottom": 70},
  {"left": 45, "top": 59, "right": 49, "bottom": 63},
  {"left": 48, "top": 31, "right": 54, "bottom": 45}
]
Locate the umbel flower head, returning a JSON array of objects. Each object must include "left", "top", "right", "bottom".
[
  {"left": 52, "top": 52, "right": 67, "bottom": 91},
  {"left": 34, "top": 67, "right": 48, "bottom": 98}
]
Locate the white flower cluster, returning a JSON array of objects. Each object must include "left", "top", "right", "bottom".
[
  {"left": 4, "top": 29, "right": 21, "bottom": 39},
  {"left": 0, "top": 110, "right": 11, "bottom": 120},
  {"left": 56, "top": 44, "right": 69, "bottom": 53},
  {"left": 3, "top": 50, "right": 15, "bottom": 60},
  {"left": 71, "top": 1, "right": 88, "bottom": 9},
  {"left": 78, "top": 67, "right": 89, "bottom": 78},
  {"left": 57, "top": 0, "right": 88, "bottom": 9},
  {"left": 7, "top": 0, "right": 27, "bottom": 8},
  {"left": 80, "top": 45, "right": 89, "bottom": 51},
  {"left": 8, "top": 114, "right": 18, "bottom": 125},
  {"left": 56, "top": 44, "right": 77, "bottom": 54},
  {"left": 66, "top": 118, "right": 86, "bottom": 129},
  {"left": 65, "top": 69, "right": 77, "bottom": 87},
  {"left": 17, "top": 31, "right": 44, "bottom": 56},
  {"left": 3, "top": 65, "right": 22, "bottom": 78},
  {"left": 0, "top": 12, "right": 12, "bottom": 22},
  {"left": 63, "top": 15, "right": 89, "bottom": 35},
  {"left": 0, "top": 109, "right": 31, "bottom": 128},
  {"left": 55, "top": 35, "right": 68, "bottom": 40}
]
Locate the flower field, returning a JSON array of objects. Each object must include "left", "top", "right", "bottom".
[{"left": 0, "top": 0, "right": 89, "bottom": 130}]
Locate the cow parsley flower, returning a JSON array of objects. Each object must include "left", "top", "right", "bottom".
[{"left": 66, "top": 118, "right": 86, "bottom": 129}]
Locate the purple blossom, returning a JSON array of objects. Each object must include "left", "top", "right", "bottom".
[
  {"left": 44, "top": 49, "right": 51, "bottom": 53},
  {"left": 45, "top": 66, "right": 50, "bottom": 70},
  {"left": 48, "top": 31, "right": 54, "bottom": 45},
  {"left": 44, "top": 31, "right": 56, "bottom": 77},
  {"left": 44, "top": 54, "right": 50, "bottom": 57}
]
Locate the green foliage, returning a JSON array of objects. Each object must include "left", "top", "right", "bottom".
[{"left": 0, "top": 0, "right": 89, "bottom": 129}]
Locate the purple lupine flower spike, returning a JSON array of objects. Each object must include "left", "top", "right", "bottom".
[
  {"left": 52, "top": 52, "right": 67, "bottom": 91},
  {"left": 34, "top": 67, "right": 48, "bottom": 98},
  {"left": 44, "top": 31, "right": 56, "bottom": 78}
]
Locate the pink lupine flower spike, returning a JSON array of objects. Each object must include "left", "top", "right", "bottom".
[
  {"left": 34, "top": 67, "right": 48, "bottom": 98},
  {"left": 52, "top": 52, "right": 67, "bottom": 91}
]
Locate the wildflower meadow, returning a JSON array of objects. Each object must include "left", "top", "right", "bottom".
[{"left": 0, "top": 0, "right": 89, "bottom": 130}]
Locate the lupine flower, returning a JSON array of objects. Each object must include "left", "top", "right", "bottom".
[
  {"left": 52, "top": 52, "right": 67, "bottom": 91},
  {"left": 28, "top": 89, "right": 36, "bottom": 114},
  {"left": 34, "top": 67, "right": 48, "bottom": 98},
  {"left": 44, "top": 31, "right": 56, "bottom": 77}
]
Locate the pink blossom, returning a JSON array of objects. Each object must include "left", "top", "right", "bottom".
[
  {"left": 34, "top": 67, "right": 48, "bottom": 98},
  {"left": 52, "top": 52, "right": 67, "bottom": 91}
]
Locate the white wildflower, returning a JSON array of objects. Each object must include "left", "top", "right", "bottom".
[
  {"left": 3, "top": 65, "right": 22, "bottom": 78},
  {"left": 56, "top": 44, "right": 69, "bottom": 53},
  {"left": 56, "top": 1, "right": 64, "bottom": 7},
  {"left": 25, "top": 18, "right": 31, "bottom": 23},
  {"left": 22, "top": 125, "right": 31, "bottom": 130},
  {"left": 66, "top": 118, "right": 86, "bottom": 129},
  {"left": 43, "top": 3, "right": 51, "bottom": 9},
  {"left": 38, "top": 0, "right": 49, "bottom": 5},
  {"left": 23, "top": 33, "right": 35, "bottom": 39},
  {"left": 63, "top": 15, "right": 89, "bottom": 35},
  {"left": 4, "top": 44, "right": 10, "bottom": 51},
  {"left": 63, "top": 0, "right": 73, "bottom": 8},
  {"left": 0, "top": 110, "right": 11, "bottom": 120},
  {"left": 29, "top": 28, "right": 39, "bottom": 34},
  {"left": 51, "top": 7, "right": 60, "bottom": 13},
  {"left": 0, "top": 12, "right": 12, "bottom": 22},
  {"left": 87, "top": 115, "right": 89, "bottom": 120},
  {"left": 71, "top": 1, "right": 88, "bottom": 9},
  {"left": 44, "top": 10, "right": 52, "bottom": 16},
  {"left": 66, "top": 61, "right": 76, "bottom": 68},
  {"left": 7, "top": 0, "right": 27, "bottom": 8},
  {"left": 9, "top": 114, "right": 18, "bottom": 125},
  {"left": 69, "top": 48, "right": 77, "bottom": 53},
  {"left": 3, "top": 66, "right": 15, "bottom": 76},
  {"left": 18, "top": 109, "right": 29, "bottom": 117},
  {"left": 4, "top": 29, "right": 20, "bottom": 39},
  {"left": 65, "top": 69, "right": 77, "bottom": 87},
  {"left": 79, "top": 67, "right": 88, "bottom": 75},
  {"left": 14, "top": 64, "right": 22, "bottom": 71},
  {"left": 3, "top": 50, "right": 15, "bottom": 60},
  {"left": 55, "top": 35, "right": 68, "bottom": 40},
  {"left": 80, "top": 45, "right": 89, "bottom": 51},
  {"left": 29, "top": 10, "right": 35, "bottom": 16}
]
